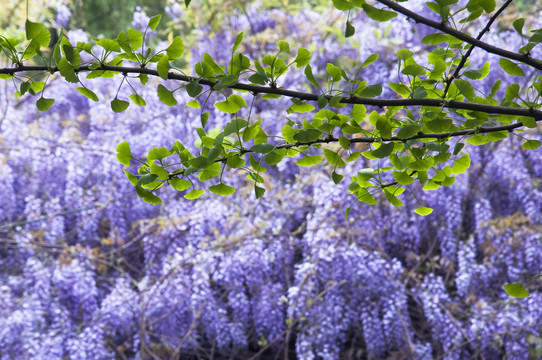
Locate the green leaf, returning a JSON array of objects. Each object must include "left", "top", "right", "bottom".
[
  {"left": 148, "top": 14, "right": 162, "bottom": 30},
  {"left": 326, "top": 63, "right": 342, "bottom": 82},
  {"left": 332, "top": 171, "right": 343, "bottom": 184},
  {"left": 294, "top": 48, "right": 311, "bottom": 68},
  {"left": 462, "top": 70, "right": 481, "bottom": 80},
  {"left": 426, "top": 117, "right": 452, "bottom": 132},
  {"left": 339, "top": 135, "right": 350, "bottom": 149},
  {"left": 254, "top": 185, "right": 265, "bottom": 199},
  {"left": 186, "top": 81, "right": 203, "bottom": 97},
  {"left": 250, "top": 155, "right": 267, "bottom": 172},
  {"left": 96, "top": 38, "right": 121, "bottom": 52},
  {"left": 281, "top": 124, "right": 296, "bottom": 143},
  {"left": 30, "top": 81, "right": 45, "bottom": 93},
  {"left": 324, "top": 149, "right": 346, "bottom": 167},
  {"left": 248, "top": 71, "right": 268, "bottom": 85},
  {"left": 393, "top": 171, "right": 415, "bottom": 185},
  {"left": 62, "top": 44, "right": 81, "bottom": 66},
  {"left": 384, "top": 189, "right": 403, "bottom": 206},
  {"left": 148, "top": 147, "right": 173, "bottom": 160},
  {"left": 522, "top": 139, "right": 541, "bottom": 150},
  {"left": 137, "top": 173, "right": 158, "bottom": 187},
  {"left": 287, "top": 100, "right": 315, "bottom": 114},
  {"left": 203, "top": 53, "right": 226, "bottom": 75},
  {"left": 250, "top": 143, "right": 275, "bottom": 154},
  {"left": 124, "top": 170, "right": 138, "bottom": 185},
  {"left": 297, "top": 155, "right": 323, "bottom": 166},
  {"left": 149, "top": 163, "right": 169, "bottom": 180},
  {"left": 389, "top": 82, "right": 410, "bottom": 98},
  {"left": 503, "top": 283, "right": 530, "bottom": 298},
  {"left": 304, "top": 64, "right": 319, "bottom": 89},
  {"left": 140, "top": 73, "right": 149, "bottom": 85},
  {"left": 412, "top": 87, "right": 427, "bottom": 99},
  {"left": 422, "top": 33, "right": 449, "bottom": 45},
  {"left": 166, "top": 36, "right": 184, "bottom": 59},
  {"left": 371, "top": 142, "right": 394, "bottom": 158},
  {"left": 157, "top": 84, "right": 177, "bottom": 106},
  {"left": 170, "top": 178, "right": 191, "bottom": 191},
  {"left": 345, "top": 20, "right": 355, "bottom": 38},
  {"left": 232, "top": 32, "right": 244, "bottom": 53},
  {"left": 215, "top": 94, "right": 247, "bottom": 113},
  {"left": 317, "top": 95, "right": 328, "bottom": 109},
  {"left": 277, "top": 40, "right": 290, "bottom": 53},
  {"left": 129, "top": 94, "right": 146, "bottom": 106},
  {"left": 357, "top": 188, "right": 377, "bottom": 205},
  {"left": 362, "top": 53, "right": 379, "bottom": 68},
  {"left": 513, "top": 18, "right": 525, "bottom": 36},
  {"left": 184, "top": 189, "right": 204, "bottom": 199},
  {"left": 111, "top": 97, "right": 129, "bottom": 113},
  {"left": 402, "top": 64, "right": 426, "bottom": 76},
  {"left": 414, "top": 206, "right": 433, "bottom": 216},
  {"left": 127, "top": 29, "right": 143, "bottom": 51},
  {"left": 57, "top": 57, "right": 79, "bottom": 83},
  {"left": 189, "top": 156, "right": 208, "bottom": 169},
  {"left": 358, "top": 84, "right": 382, "bottom": 97},
  {"left": 479, "top": 0, "right": 495, "bottom": 13},
  {"left": 293, "top": 129, "right": 321, "bottom": 142},
  {"left": 454, "top": 79, "right": 475, "bottom": 101},
  {"left": 332, "top": 0, "right": 353, "bottom": 11},
  {"left": 157, "top": 55, "right": 170, "bottom": 80},
  {"left": 396, "top": 49, "right": 413, "bottom": 60},
  {"left": 226, "top": 155, "right": 245, "bottom": 168},
  {"left": 224, "top": 118, "right": 248, "bottom": 135},
  {"left": 344, "top": 207, "right": 351, "bottom": 219},
  {"left": 116, "top": 141, "right": 133, "bottom": 166},
  {"left": 499, "top": 58, "right": 525, "bottom": 76},
  {"left": 76, "top": 87, "right": 99, "bottom": 102},
  {"left": 453, "top": 142, "right": 465, "bottom": 155},
  {"left": 136, "top": 187, "right": 162, "bottom": 205},
  {"left": 187, "top": 100, "right": 201, "bottom": 109},
  {"left": 451, "top": 153, "right": 470, "bottom": 174},
  {"left": 408, "top": 158, "right": 434, "bottom": 171},
  {"left": 25, "top": 19, "right": 45, "bottom": 40},
  {"left": 505, "top": 83, "right": 520, "bottom": 101},
  {"left": 264, "top": 151, "right": 284, "bottom": 166},
  {"left": 362, "top": 4, "right": 397, "bottom": 21},
  {"left": 248, "top": 172, "right": 265, "bottom": 183},
  {"left": 397, "top": 124, "right": 421, "bottom": 139},
  {"left": 209, "top": 183, "right": 236, "bottom": 196},
  {"left": 36, "top": 97, "right": 55, "bottom": 111}
]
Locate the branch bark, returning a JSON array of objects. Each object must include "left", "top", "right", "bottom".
[
  {"left": 375, "top": 0, "right": 542, "bottom": 71},
  {"left": 2, "top": 64, "right": 542, "bottom": 119}
]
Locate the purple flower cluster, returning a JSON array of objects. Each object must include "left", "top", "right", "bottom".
[{"left": 1, "top": 1, "right": 542, "bottom": 359}]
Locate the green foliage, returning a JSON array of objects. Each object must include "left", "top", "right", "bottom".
[{"left": 503, "top": 284, "right": 530, "bottom": 298}]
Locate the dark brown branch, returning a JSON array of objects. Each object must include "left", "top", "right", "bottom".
[
  {"left": 443, "top": 0, "right": 514, "bottom": 97},
  {"left": 2, "top": 64, "right": 542, "bottom": 119},
  {"left": 375, "top": 0, "right": 542, "bottom": 71}
]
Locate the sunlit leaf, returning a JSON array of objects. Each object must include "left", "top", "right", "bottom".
[{"left": 503, "top": 283, "right": 530, "bottom": 298}]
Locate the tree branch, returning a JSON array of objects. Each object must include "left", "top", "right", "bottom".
[
  {"left": 2, "top": 64, "right": 542, "bottom": 119},
  {"left": 443, "top": 0, "right": 514, "bottom": 97},
  {"left": 375, "top": 0, "right": 542, "bottom": 71}
]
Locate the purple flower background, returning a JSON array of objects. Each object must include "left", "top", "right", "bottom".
[{"left": 1, "top": 1, "right": 542, "bottom": 359}]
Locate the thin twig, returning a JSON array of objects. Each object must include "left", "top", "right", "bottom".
[
  {"left": 375, "top": 0, "right": 542, "bottom": 70},
  {"left": 443, "top": 0, "right": 514, "bottom": 97}
]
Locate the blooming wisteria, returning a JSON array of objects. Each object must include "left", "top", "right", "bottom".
[{"left": 0, "top": 0, "right": 542, "bottom": 359}]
